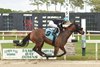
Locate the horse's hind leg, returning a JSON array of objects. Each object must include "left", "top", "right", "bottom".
[
  {"left": 32, "top": 42, "right": 47, "bottom": 57},
  {"left": 33, "top": 46, "right": 43, "bottom": 56},
  {"left": 32, "top": 44, "right": 43, "bottom": 56},
  {"left": 38, "top": 42, "right": 48, "bottom": 57}
]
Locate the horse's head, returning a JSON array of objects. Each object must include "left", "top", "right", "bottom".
[{"left": 64, "top": 22, "right": 84, "bottom": 35}]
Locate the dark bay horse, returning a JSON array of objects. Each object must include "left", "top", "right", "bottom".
[{"left": 14, "top": 22, "right": 84, "bottom": 58}]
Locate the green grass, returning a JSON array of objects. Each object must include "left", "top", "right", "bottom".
[
  {"left": 0, "top": 35, "right": 100, "bottom": 60},
  {"left": 1, "top": 43, "right": 53, "bottom": 49}
]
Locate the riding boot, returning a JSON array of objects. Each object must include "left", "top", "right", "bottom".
[{"left": 52, "top": 28, "right": 58, "bottom": 44}]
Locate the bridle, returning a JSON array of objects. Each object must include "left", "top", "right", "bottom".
[{"left": 64, "top": 23, "right": 83, "bottom": 33}]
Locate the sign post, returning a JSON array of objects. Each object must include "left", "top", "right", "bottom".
[
  {"left": 81, "top": 19, "right": 86, "bottom": 56},
  {"left": 65, "top": 0, "right": 69, "bottom": 20},
  {"left": 64, "top": 0, "right": 69, "bottom": 60}
]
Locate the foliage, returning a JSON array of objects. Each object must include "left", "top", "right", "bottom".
[
  {"left": 70, "top": 0, "right": 84, "bottom": 9},
  {"left": 29, "top": 0, "right": 84, "bottom": 12},
  {"left": 0, "top": 0, "right": 86, "bottom": 13},
  {"left": 40, "top": 0, "right": 51, "bottom": 11},
  {"left": 3, "top": 0, "right": 100, "bottom": 12},
  {"left": 0, "top": 8, "right": 24, "bottom": 13},
  {"left": 29, "top": 0, "right": 43, "bottom": 11},
  {"left": 87, "top": 0, "right": 100, "bottom": 12},
  {"left": 0, "top": 8, "right": 12, "bottom": 13}
]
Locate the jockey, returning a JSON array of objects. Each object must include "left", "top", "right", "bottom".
[
  {"left": 48, "top": 17, "right": 69, "bottom": 32},
  {"left": 48, "top": 17, "right": 69, "bottom": 44}
]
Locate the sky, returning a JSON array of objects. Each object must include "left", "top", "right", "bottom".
[
  {"left": 0, "top": 0, "right": 91, "bottom": 12},
  {"left": 0, "top": 0, "right": 34, "bottom": 11}
]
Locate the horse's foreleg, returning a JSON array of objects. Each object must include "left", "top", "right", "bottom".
[
  {"left": 54, "top": 46, "right": 59, "bottom": 57},
  {"left": 45, "top": 46, "right": 59, "bottom": 58},
  {"left": 57, "top": 46, "right": 66, "bottom": 57}
]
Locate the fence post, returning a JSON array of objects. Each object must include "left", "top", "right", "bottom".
[
  {"left": 96, "top": 43, "right": 98, "bottom": 60},
  {"left": 88, "top": 32, "right": 90, "bottom": 40},
  {"left": 15, "top": 34, "right": 18, "bottom": 40},
  {"left": 2, "top": 32, "right": 4, "bottom": 40},
  {"left": 81, "top": 19, "right": 86, "bottom": 56},
  {"left": 0, "top": 43, "right": 2, "bottom": 60}
]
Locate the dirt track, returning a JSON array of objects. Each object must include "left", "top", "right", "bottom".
[{"left": 0, "top": 60, "right": 100, "bottom": 67}]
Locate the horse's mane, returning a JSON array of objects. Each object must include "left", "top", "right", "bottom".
[{"left": 66, "top": 22, "right": 74, "bottom": 28}]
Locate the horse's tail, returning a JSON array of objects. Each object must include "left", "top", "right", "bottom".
[{"left": 16, "top": 33, "right": 30, "bottom": 47}]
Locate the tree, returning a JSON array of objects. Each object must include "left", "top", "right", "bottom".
[
  {"left": 51, "top": 0, "right": 58, "bottom": 11},
  {"left": 29, "top": 0, "right": 85, "bottom": 12},
  {"left": 70, "top": 0, "right": 84, "bottom": 12},
  {"left": 0, "top": 8, "right": 12, "bottom": 13},
  {"left": 40, "top": 0, "right": 50, "bottom": 11},
  {"left": 87, "top": 0, "right": 100, "bottom": 12},
  {"left": 58, "top": 0, "right": 64, "bottom": 11},
  {"left": 29, "top": 0, "right": 42, "bottom": 11}
]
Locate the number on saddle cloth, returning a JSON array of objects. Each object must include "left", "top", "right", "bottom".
[{"left": 45, "top": 28, "right": 59, "bottom": 41}]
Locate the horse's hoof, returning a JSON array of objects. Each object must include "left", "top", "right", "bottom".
[
  {"left": 42, "top": 54, "right": 46, "bottom": 57},
  {"left": 13, "top": 40, "right": 19, "bottom": 44},
  {"left": 46, "top": 57, "right": 49, "bottom": 60}
]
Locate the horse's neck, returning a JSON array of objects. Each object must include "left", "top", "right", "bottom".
[{"left": 64, "top": 29, "right": 73, "bottom": 39}]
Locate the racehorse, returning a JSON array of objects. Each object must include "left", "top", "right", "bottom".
[{"left": 14, "top": 22, "right": 84, "bottom": 59}]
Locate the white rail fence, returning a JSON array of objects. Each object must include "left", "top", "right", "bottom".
[
  {"left": 0, "top": 31, "right": 31, "bottom": 40},
  {"left": 0, "top": 30, "right": 100, "bottom": 40},
  {"left": 86, "top": 40, "right": 100, "bottom": 60},
  {"left": 76, "top": 31, "right": 100, "bottom": 40}
]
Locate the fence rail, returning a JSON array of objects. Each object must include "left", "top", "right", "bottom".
[
  {"left": 0, "top": 31, "right": 31, "bottom": 40},
  {"left": 87, "top": 30, "right": 100, "bottom": 33},
  {"left": 86, "top": 40, "right": 100, "bottom": 60},
  {"left": 0, "top": 31, "right": 100, "bottom": 40}
]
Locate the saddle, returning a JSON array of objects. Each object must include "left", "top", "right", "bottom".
[{"left": 45, "top": 28, "right": 60, "bottom": 43}]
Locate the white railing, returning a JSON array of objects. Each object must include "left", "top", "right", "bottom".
[
  {"left": 87, "top": 31, "right": 100, "bottom": 40},
  {"left": 0, "top": 30, "right": 100, "bottom": 40},
  {"left": 0, "top": 31, "right": 31, "bottom": 40},
  {"left": 86, "top": 40, "right": 100, "bottom": 60},
  {"left": 75, "top": 31, "right": 100, "bottom": 40},
  {"left": 87, "top": 30, "right": 100, "bottom": 33}
]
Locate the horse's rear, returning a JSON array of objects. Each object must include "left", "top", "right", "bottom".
[
  {"left": 30, "top": 28, "right": 45, "bottom": 43},
  {"left": 30, "top": 28, "right": 53, "bottom": 46}
]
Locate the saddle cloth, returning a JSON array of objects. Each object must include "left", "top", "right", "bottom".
[{"left": 45, "top": 28, "right": 59, "bottom": 41}]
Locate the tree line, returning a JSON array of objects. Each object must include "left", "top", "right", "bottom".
[
  {"left": 0, "top": 0, "right": 100, "bottom": 13},
  {"left": 29, "top": 0, "right": 84, "bottom": 12}
]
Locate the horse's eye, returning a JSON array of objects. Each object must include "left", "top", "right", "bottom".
[
  {"left": 81, "top": 28, "right": 83, "bottom": 30},
  {"left": 79, "top": 28, "right": 83, "bottom": 30}
]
